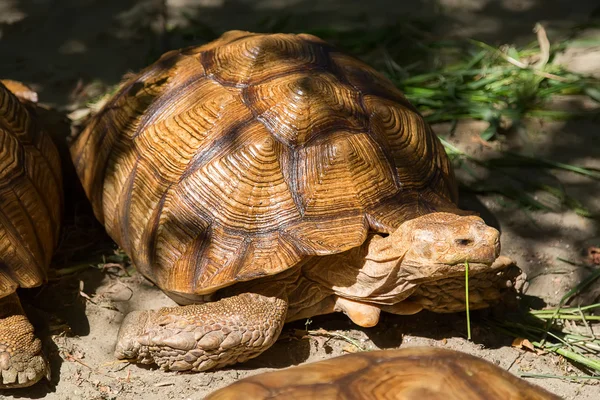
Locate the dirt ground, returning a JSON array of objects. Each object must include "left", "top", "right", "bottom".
[{"left": 1, "top": 1, "right": 600, "bottom": 399}]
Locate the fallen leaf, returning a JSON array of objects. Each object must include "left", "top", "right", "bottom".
[
  {"left": 512, "top": 337, "right": 536, "bottom": 352},
  {"left": 533, "top": 23, "right": 550, "bottom": 69}
]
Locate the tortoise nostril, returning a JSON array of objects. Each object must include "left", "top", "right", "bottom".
[{"left": 455, "top": 238, "right": 473, "bottom": 246}]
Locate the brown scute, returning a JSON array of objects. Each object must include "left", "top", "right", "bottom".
[
  {"left": 0, "top": 81, "right": 63, "bottom": 297},
  {"left": 70, "top": 31, "right": 458, "bottom": 295},
  {"left": 205, "top": 347, "right": 560, "bottom": 400},
  {"left": 364, "top": 95, "right": 456, "bottom": 200},
  {"left": 243, "top": 72, "right": 368, "bottom": 146},
  {"left": 201, "top": 31, "right": 334, "bottom": 86}
]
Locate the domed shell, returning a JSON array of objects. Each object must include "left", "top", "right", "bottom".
[
  {"left": 205, "top": 347, "right": 559, "bottom": 400},
  {"left": 0, "top": 81, "right": 63, "bottom": 298},
  {"left": 70, "top": 31, "right": 457, "bottom": 296}
]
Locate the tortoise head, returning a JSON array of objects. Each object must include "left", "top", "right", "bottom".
[
  {"left": 391, "top": 212, "right": 500, "bottom": 280},
  {"left": 363, "top": 212, "right": 501, "bottom": 282},
  {"left": 323, "top": 212, "right": 519, "bottom": 326},
  {"left": 361, "top": 211, "right": 522, "bottom": 314}
]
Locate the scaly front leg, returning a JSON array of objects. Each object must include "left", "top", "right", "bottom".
[{"left": 114, "top": 292, "right": 288, "bottom": 372}]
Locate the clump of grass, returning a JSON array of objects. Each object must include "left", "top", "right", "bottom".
[
  {"left": 489, "top": 268, "right": 600, "bottom": 379},
  {"left": 395, "top": 38, "right": 599, "bottom": 132},
  {"left": 490, "top": 306, "right": 600, "bottom": 377}
]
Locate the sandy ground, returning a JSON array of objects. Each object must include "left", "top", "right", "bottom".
[{"left": 1, "top": 1, "right": 600, "bottom": 399}]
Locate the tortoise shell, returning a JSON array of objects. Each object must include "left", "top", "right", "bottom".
[
  {"left": 70, "top": 31, "right": 457, "bottom": 296},
  {"left": 0, "top": 81, "right": 63, "bottom": 297},
  {"left": 206, "top": 347, "right": 559, "bottom": 400}
]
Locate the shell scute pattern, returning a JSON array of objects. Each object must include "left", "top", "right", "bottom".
[
  {"left": 71, "top": 31, "right": 455, "bottom": 294},
  {"left": 0, "top": 82, "right": 62, "bottom": 295}
]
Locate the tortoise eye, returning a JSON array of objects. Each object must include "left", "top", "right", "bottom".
[{"left": 455, "top": 238, "right": 473, "bottom": 246}]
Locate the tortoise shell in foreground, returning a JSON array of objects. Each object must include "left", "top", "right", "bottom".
[
  {"left": 206, "top": 347, "right": 559, "bottom": 400},
  {"left": 0, "top": 80, "right": 63, "bottom": 388},
  {"left": 70, "top": 31, "right": 522, "bottom": 373}
]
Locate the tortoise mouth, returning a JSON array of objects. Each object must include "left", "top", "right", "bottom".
[
  {"left": 404, "top": 259, "right": 502, "bottom": 285},
  {"left": 407, "top": 260, "right": 524, "bottom": 313}
]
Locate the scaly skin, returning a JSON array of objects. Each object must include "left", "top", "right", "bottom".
[
  {"left": 0, "top": 293, "right": 49, "bottom": 389},
  {"left": 115, "top": 293, "right": 288, "bottom": 372}
]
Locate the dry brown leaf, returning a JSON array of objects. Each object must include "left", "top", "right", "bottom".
[
  {"left": 533, "top": 23, "right": 550, "bottom": 69},
  {"left": 512, "top": 337, "right": 536, "bottom": 352}
]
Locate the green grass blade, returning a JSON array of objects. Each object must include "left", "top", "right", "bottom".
[
  {"left": 520, "top": 374, "right": 600, "bottom": 381},
  {"left": 465, "top": 260, "right": 471, "bottom": 340}
]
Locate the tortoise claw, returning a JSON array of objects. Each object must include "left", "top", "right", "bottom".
[{"left": 114, "top": 310, "right": 149, "bottom": 361}]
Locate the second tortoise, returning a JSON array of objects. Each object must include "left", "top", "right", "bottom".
[
  {"left": 206, "top": 347, "right": 559, "bottom": 400},
  {"left": 0, "top": 81, "right": 63, "bottom": 388},
  {"left": 70, "top": 30, "right": 522, "bottom": 373}
]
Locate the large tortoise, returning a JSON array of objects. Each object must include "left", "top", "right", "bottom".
[
  {"left": 0, "top": 81, "right": 63, "bottom": 388},
  {"left": 206, "top": 347, "right": 558, "bottom": 400},
  {"left": 70, "top": 31, "right": 521, "bottom": 373}
]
